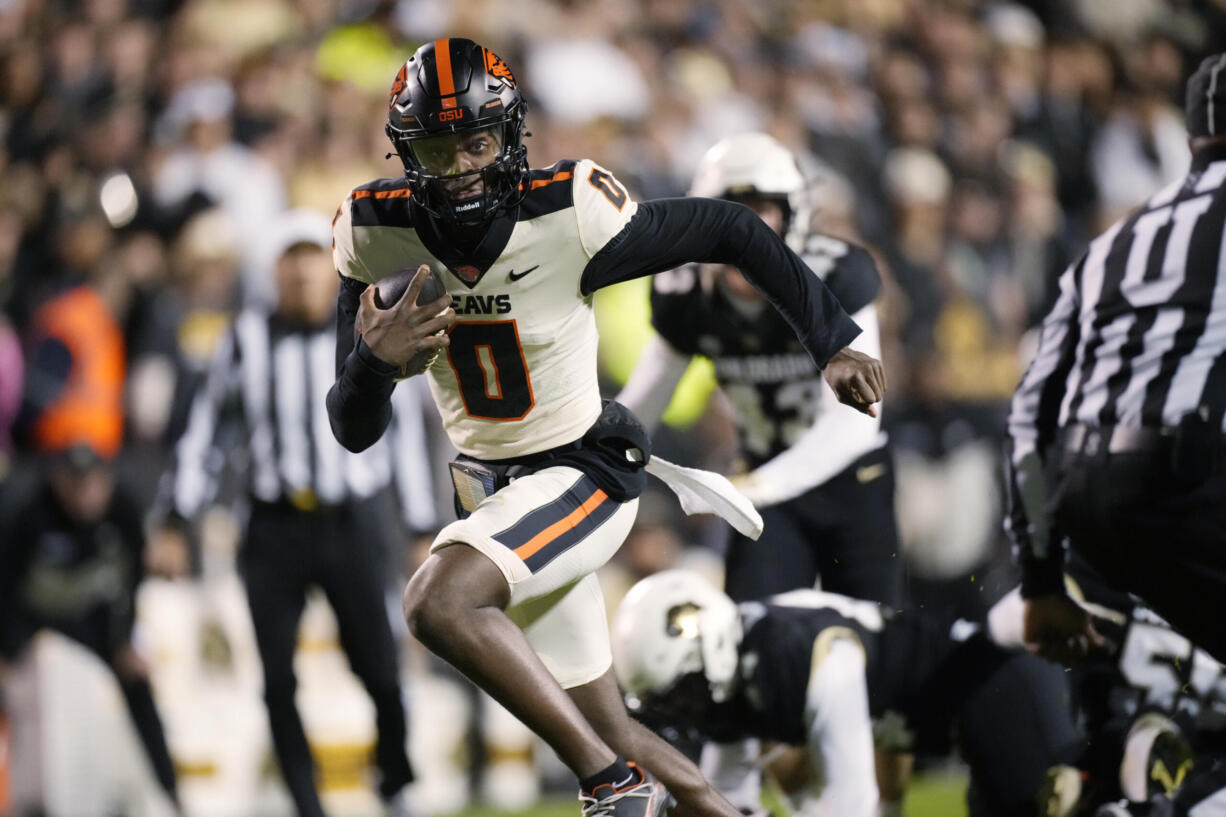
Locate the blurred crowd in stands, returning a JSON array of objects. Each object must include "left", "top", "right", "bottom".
[{"left": 2, "top": 0, "right": 1225, "bottom": 811}]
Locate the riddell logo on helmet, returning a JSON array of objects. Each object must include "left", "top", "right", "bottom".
[{"left": 439, "top": 108, "right": 465, "bottom": 122}]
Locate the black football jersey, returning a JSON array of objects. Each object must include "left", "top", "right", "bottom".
[
  {"left": 650, "top": 234, "right": 880, "bottom": 465},
  {"left": 701, "top": 593, "right": 964, "bottom": 747},
  {"left": 1066, "top": 556, "right": 1226, "bottom": 740}
]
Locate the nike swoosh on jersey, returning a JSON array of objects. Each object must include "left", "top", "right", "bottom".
[
  {"left": 507, "top": 265, "right": 540, "bottom": 282},
  {"left": 856, "top": 463, "right": 887, "bottom": 483}
]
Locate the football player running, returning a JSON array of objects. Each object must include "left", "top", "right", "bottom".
[
  {"left": 326, "top": 39, "right": 884, "bottom": 817},
  {"left": 617, "top": 132, "right": 902, "bottom": 610},
  {"left": 613, "top": 571, "right": 1081, "bottom": 817}
]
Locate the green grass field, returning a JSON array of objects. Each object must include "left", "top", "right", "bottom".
[{"left": 451, "top": 769, "right": 969, "bottom": 817}]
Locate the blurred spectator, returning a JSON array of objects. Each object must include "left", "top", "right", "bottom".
[
  {"left": 1090, "top": 75, "right": 1190, "bottom": 222},
  {"left": 0, "top": 442, "right": 180, "bottom": 814},
  {"left": 18, "top": 285, "right": 125, "bottom": 460},
  {"left": 525, "top": 38, "right": 651, "bottom": 126},
  {"left": 881, "top": 145, "right": 951, "bottom": 350},
  {"left": 154, "top": 78, "right": 287, "bottom": 306},
  {"left": 0, "top": 317, "right": 21, "bottom": 478},
  {"left": 999, "top": 140, "right": 1078, "bottom": 323}
]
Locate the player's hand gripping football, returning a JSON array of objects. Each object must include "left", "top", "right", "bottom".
[
  {"left": 823, "top": 347, "right": 886, "bottom": 417},
  {"left": 358, "top": 264, "right": 455, "bottom": 376}
]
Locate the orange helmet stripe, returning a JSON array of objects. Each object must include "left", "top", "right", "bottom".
[{"left": 434, "top": 38, "right": 455, "bottom": 97}]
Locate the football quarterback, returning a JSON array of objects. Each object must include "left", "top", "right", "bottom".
[
  {"left": 326, "top": 38, "right": 884, "bottom": 817},
  {"left": 613, "top": 570, "right": 1081, "bottom": 817},
  {"left": 617, "top": 132, "right": 903, "bottom": 609}
]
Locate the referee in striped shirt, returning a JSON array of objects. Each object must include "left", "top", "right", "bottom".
[
  {"left": 1008, "top": 53, "right": 1226, "bottom": 662},
  {"left": 157, "top": 211, "right": 436, "bottom": 817},
  {"left": 1006, "top": 55, "right": 1226, "bottom": 817}
]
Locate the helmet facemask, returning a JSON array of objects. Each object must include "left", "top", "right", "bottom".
[
  {"left": 629, "top": 671, "right": 718, "bottom": 727},
  {"left": 387, "top": 111, "right": 528, "bottom": 226}
]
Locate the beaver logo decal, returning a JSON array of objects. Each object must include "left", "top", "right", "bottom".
[
  {"left": 484, "top": 49, "right": 516, "bottom": 88},
  {"left": 388, "top": 64, "right": 408, "bottom": 108}
]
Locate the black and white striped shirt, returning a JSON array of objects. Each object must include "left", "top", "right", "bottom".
[
  {"left": 1006, "top": 144, "right": 1226, "bottom": 593},
  {"left": 165, "top": 309, "right": 438, "bottom": 530}
]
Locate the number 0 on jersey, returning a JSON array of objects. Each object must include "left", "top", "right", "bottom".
[{"left": 447, "top": 320, "right": 535, "bottom": 420}]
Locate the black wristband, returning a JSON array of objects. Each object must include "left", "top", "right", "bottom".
[{"left": 351, "top": 338, "right": 398, "bottom": 382}]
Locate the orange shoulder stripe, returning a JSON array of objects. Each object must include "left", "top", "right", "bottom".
[
  {"left": 352, "top": 187, "right": 412, "bottom": 200},
  {"left": 529, "top": 170, "right": 574, "bottom": 191}
]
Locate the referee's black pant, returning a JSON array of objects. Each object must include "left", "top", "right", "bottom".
[
  {"left": 1053, "top": 438, "right": 1226, "bottom": 663},
  {"left": 241, "top": 493, "right": 413, "bottom": 817}
]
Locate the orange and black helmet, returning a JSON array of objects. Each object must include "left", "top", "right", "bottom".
[{"left": 386, "top": 38, "right": 528, "bottom": 225}]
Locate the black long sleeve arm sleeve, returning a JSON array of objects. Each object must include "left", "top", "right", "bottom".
[
  {"left": 327, "top": 275, "right": 400, "bottom": 452},
  {"left": 580, "top": 198, "right": 862, "bottom": 368}
]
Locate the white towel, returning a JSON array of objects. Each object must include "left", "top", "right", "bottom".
[{"left": 644, "top": 457, "right": 764, "bottom": 540}]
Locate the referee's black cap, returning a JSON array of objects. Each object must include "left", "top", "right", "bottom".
[{"left": 1187, "top": 53, "right": 1226, "bottom": 138}]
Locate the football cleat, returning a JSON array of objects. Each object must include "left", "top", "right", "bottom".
[{"left": 579, "top": 763, "right": 672, "bottom": 817}]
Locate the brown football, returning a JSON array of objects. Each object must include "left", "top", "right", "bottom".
[
  {"left": 365, "top": 266, "right": 450, "bottom": 378},
  {"left": 373, "top": 266, "right": 448, "bottom": 309}
]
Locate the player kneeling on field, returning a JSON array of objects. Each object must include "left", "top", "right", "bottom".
[
  {"left": 613, "top": 571, "right": 1083, "bottom": 817},
  {"left": 988, "top": 564, "right": 1218, "bottom": 817}
]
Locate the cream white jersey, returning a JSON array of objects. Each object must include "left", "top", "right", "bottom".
[{"left": 333, "top": 159, "right": 637, "bottom": 460}]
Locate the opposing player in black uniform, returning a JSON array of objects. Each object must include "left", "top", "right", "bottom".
[
  {"left": 618, "top": 133, "right": 901, "bottom": 609},
  {"left": 989, "top": 560, "right": 1226, "bottom": 816},
  {"left": 326, "top": 39, "right": 885, "bottom": 817},
  {"left": 613, "top": 570, "right": 1080, "bottom": 817}
]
